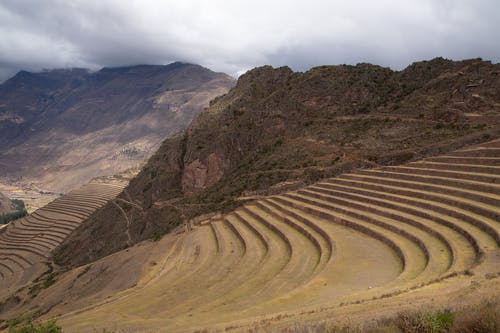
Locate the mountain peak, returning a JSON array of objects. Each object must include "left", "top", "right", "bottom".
[{"left": 0, "top": 62, "right": 235, "bottom": 192}]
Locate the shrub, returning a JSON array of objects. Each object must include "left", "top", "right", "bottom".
[
  {"left": 304, "top": 168, "right": 325, "bottom": 184},
  {"left": 42, "top": 273, "right": 57, "bottom": 289},
  {"left": 435, "top": 123, "right": 445, "bottom": 130},
  {"left": 152, "top": 231, "right": 164, "bottom": 242},
  {"left": 0, "top": 210, "right": 28, "bottom": 224},
  {"left": 395, "top": 309, "right": 454, "bottom": 332},
  {"left": 8, "top": 316, "right": 61, "bottom": 333},
  {"left": 11, "top": 199, "right": 26, "bottom": 210},
  {"left": 0, "top": 199, "right": 28, "bottom": 224},
  {"left": 248, "top": 300, "right": 499, "bottom": 332},
  {"left": 451, "top": 300, "right": 500, "bottom": 333}
]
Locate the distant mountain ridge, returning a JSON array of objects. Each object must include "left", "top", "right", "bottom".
[{"left": 0, "top": 62, "right": 235, "bottom": 192}]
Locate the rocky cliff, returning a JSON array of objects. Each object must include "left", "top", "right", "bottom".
[{"left": 0, "top": 192, "right": 15, "bottom": 215}]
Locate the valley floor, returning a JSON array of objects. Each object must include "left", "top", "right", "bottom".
[{"left": 0, "top": 183, "right": 60, "bottom": 214}]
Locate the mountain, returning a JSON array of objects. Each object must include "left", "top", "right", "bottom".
[
  {"left": 55, "top": 57, "right": 500, "bottom": 266},
  {"left": 0, "top": 62, "right": 235, "bottom": 192},
  {"left": 0, "top": 192, "right": 15, "bottom": 215}
]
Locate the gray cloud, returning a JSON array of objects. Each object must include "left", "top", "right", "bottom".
[{"left": 0, "top": 0, "right": 499, "bottom": 81}]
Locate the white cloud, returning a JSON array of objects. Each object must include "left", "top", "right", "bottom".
[{"left": 0, "top": 0, "right": 499, "bottom": 81}]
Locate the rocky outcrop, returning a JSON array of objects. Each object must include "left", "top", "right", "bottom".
[
  {"left": 0, "top": 192, "right": 15, "bottom": 215},
  {"left": 182, "top": 153, "right": 229, "bottom": 194}
]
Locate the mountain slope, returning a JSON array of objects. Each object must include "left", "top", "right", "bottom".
[
  {"left": 2, "top": 137, "right": 499, "bottom": 333},
  {"left": 0, "top": 62, "right": 235, "bottom": 192},
  {"left": 55, "top": 57, "right": 500, "bottom": 267}
]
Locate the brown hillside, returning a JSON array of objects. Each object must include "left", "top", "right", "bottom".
[
  {"left": 0, "top": 63, "right": 235, "bottom": 192},
  {"left": 55, "top": 58, "right": 500, "bottom": 267}
]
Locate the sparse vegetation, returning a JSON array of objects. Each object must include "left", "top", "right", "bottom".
[
  {"left": 7, "top": 314, "right": 61, "bottom": 333},
  {"left": 0, "top": 199, "right": 28, "bottom": 224},
  {"left": 28, "top": 265, "right": 59, "bottom": 298},
  {"left": 395, "top": 309, "right": 454, "bottom": 332},
  {"left": 120, "top": 146, "right": 141, "bottom": 159},
  {"left": 252, "top": 300, "right": 499, "bottom": 332},
  {"left": 0, "top": 210, "right": 27, "bottom": 224}
]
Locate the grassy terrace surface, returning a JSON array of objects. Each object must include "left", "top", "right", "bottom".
[
  {"left": 0, "top": 182, "right": 124, "bottom": 297},
  {"left": 50, "top": 139, "right": 500, "bottom": 332}
]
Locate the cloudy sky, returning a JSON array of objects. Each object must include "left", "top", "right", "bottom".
[{"left": 0, "top": 0, "right": 499, "bottom": 81}]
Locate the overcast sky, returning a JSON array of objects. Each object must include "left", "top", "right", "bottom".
[{"left": 0, "top": 0, "right": 499, "bottom": 81}]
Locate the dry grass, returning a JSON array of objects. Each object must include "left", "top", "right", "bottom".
[{"left": 255, "top": 299, "right": 499, "bottom": 333}]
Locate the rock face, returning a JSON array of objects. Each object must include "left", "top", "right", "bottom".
[
  {"left": 55, "top": 58, "right": 500, "bottom": 266},
  {"left": 0, "top": 192, "right": 15, "bottom": 215},
  {"left": 182, "top": 153, "right": 228, "bottom": 194},
  {"left": 0, "top": 63, "right": 235, "bottom": 192}
]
